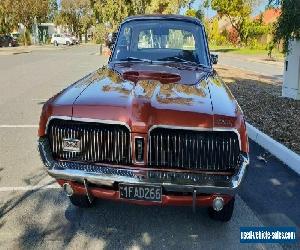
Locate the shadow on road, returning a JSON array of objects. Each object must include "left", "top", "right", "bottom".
[
  {"left": 241, "top": 141, "right": 300, "bottom": 230},
  {"left": 0, "top": 187, "right": 269, "bottom": 249},
  {"left": 210, "top": 48, "right": 237, "bottom": 53},
  {"left": 17, "top": 192, "right": 232, "bottom": 249}
]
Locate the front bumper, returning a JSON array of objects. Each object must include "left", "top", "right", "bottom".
[{"left": 38, "top": 137, "right": 249, "bottom": 196}]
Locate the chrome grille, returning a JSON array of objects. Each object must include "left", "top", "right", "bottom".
[
  {"left": 148, "top": 128, "right": 240, "bottom": 171},
  {"left": 47, "top": 119, "right": 131, "bottom": 165}
]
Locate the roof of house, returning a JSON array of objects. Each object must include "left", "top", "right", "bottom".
[{"left": 255, "top": 8, "right": 281, "bottom": 24}]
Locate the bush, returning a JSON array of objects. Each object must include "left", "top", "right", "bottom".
[
  {"left": 215, "top": 35, "right": 227, "bottom": 46},
  {"left": 94, "top": 24, "right": 108, "bottom": 44}
]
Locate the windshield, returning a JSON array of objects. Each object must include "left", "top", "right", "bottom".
[{"left": 111, "top": 19, "right": 210, "bottom": 67}]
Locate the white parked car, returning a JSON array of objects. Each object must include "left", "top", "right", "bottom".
[
  {"left": 51, "top": 34, "right": 73, "bottom": 46},
  {"left": 71, "top": 35, "right": 80, "bottom": 44}
]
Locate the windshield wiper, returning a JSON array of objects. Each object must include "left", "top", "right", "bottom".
[
  {"left": 159, "top": 56, "right": 209, "bottom": 68},
  {"left": 119, "top": 57, "right": 152, "bottom": 63}
]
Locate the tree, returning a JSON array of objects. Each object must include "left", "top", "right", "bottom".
[
  {"left": 93, "top": 0, "right": 128, "bottom": 30},
  {"left": 145, "top": 0, "right": 190, "bottom": 14},
  {"left": 12, "top": 0, "right": 49, "bottom": 45},
  {"left": 242, "top": 16, "right": 269, "bottom": 46},
  {"left": 269, "top": 0, "right": 300, "bottom": 53},
  {"left": 127, "top": 0, "right": 151, "bottom": 15},
  {"left": 210, "top": 0, "right": 260, "bottom": 44},
  {"left": 0, "top": 0, "right": 16, "bottom": 34},
  {"left": 48, "top": 0, "right": 58, "bottom": 22},
  {"left": 55, "top": 0, "right": 93, "bottom": 40},
  {"left": 185, "top": 8, "right": 205, "bottom": 22}
]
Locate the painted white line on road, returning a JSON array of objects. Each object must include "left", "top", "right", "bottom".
[
  {"left": 0, "top": 125, "right": 38, "bottom": 128},
  {"left": 0, "top": 184, "right": 60, "bottom": 192}
]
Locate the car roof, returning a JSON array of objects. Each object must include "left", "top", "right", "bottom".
[{"left": 123, "top": 14, "right": 204, "bottom": 27}]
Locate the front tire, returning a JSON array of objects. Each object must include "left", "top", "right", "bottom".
[
  {"left": 66, "top": 41, "right": 70, "bottom": 46},
  {"left": 54, "top": 41, "right": 58, "bottom": 46},
  {"left": 69, "top": 194, "right": 94, "bottom": 208},
  {"left": 208, "top": 197, "right": 235, "bottom": 222}
]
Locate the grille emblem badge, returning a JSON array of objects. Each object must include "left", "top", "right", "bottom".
[{"left": 62, "top": 138, "right": 81, "bottom": 152}]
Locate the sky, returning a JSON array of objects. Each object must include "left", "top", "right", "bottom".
[{"left": 181, "top": 0, "right": 270, "bottom": 18}]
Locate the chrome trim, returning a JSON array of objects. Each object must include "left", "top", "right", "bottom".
[
  {"left": 45, "top": 116, "right": 131, "bottom": 134},
  {"left": 45, "top": 116, "right": 72, "bottom": 134},
  {"left": 84, "top": 179, "right": 94, "bottom": 203},
  {"left": 192, "top": 189, "right": 197, "bottom": 213},
  {"left": 47, "top": 156, "right": 248, "bottom": 195},
  {"left": 133, "top": 136, "right": 145, "bottom": 165},
  {"left": 38, "top": 137, "right": 249, "bottom": 195}
]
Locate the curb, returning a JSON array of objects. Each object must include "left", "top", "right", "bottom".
[{"left": 246, "top": 122, "right": 300, "bottom": 175}]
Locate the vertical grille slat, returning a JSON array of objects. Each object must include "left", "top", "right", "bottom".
[
  {"left": 48, "top": 119, "right": 131, "bottom": 165},
  {"left": 148, "top": 128, "right": 240, "bottom": 172}
]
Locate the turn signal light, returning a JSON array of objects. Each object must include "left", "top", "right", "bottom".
[{"left": 135, "top": 137, "right": 144, "bottom": 162}]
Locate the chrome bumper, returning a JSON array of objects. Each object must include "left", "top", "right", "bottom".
[{"left": 38, "top": 137, "right": 249, "bottom": 195}]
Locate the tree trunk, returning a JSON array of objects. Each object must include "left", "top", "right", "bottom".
[{"left": 23, "top": 26, "right": 27, "bottom": 46}]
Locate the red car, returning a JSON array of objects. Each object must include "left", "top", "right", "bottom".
[{"left": 38, "top": 15, "right": 249, "bottom": 222}]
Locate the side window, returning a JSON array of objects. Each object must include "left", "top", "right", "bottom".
[
  {"left": 138, "top": 30, "right": 152, "bottom": 48},
  {"left": 118, "top": 27, "right": 131, "bottom": 47}
]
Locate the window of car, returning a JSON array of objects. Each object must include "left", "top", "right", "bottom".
[
  {"left": 111, "top": 19, "right": 210, "bottom": 67},
  {"left": 137, "top": 29, "right": 195, "bottom": 50}
]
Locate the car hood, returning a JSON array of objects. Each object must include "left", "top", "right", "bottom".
[
  {"left": 69, "top": 64, "right": 214, "bottom": 132},
  {"left": 49, "top": 63, "right": 240, "bottom": 133}
]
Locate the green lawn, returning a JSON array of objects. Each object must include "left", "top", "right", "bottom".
[{"left": 209, "top": 45, "right": 284, "bottom": 60}]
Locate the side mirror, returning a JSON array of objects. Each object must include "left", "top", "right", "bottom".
[
  {"left": 108, "top": 32, "right": 118, "bottom": 50},
  {"left": 210, "top": 53, "right": 218, "bottom": 65}
]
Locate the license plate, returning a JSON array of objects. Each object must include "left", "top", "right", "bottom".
[{"left": 119, "top": 183, "right": 162, "bottom": 202}]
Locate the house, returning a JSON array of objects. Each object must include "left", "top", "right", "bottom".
[
  {"left": 255, "top": 8, "right": 281, "bottom": 45},
  {"left": 255, "top": 8, "right": 281, "bottom": 25},
  {"left": 215, "top": 8, "right": 281, "bottom": 45}
]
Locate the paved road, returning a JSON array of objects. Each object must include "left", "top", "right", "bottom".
[
  {"left": 0, "top": 45, "right": 299, "bottom": 249},
  {"left": 217, "top": 53, "right": 284, "bottom": 80}
]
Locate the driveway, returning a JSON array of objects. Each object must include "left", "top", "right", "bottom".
[
  {"left": 0, "top": 45, "right": 298, "bottom": 249},
  {"left": 217, "top": 53, "right": 284, "bottom": 81}
]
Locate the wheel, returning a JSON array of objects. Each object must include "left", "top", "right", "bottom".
[
  {"left": 69, "top": 194, "right": 94, "bottom": 208},
  {"left": 208, "top": 197, "right": 235, "bottom": 222},
  {"left": 54, "top": 41, "right": 58, "bottom": 46},
  {"left": 66, "top": 41, "right": 70, "bottom": 46},
  {"left": 8, "top": 42, "right": 12, "bottom": 47}
]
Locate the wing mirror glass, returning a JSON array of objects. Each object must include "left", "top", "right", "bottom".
[
  {"left": 108, "top": 32, "right": 118, "bottom": 50},
  {"left": 210, "top": 53, "right": 218, "bottom": 64}
]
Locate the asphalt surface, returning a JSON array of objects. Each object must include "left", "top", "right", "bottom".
[
  {"left": 0, "top": 45, "right": 299, "bottom": 249},
  {"left": 217, "top": 53, "right": 284, "bottom": 81}
]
